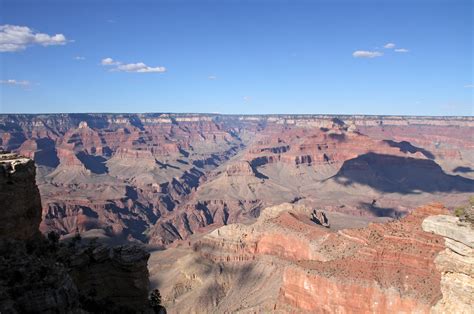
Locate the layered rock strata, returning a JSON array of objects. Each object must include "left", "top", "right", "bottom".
[
  {"left": 422, "top": 214, "right": 474, "bottom": 314},
  {"left": 1, "top": 114, "right": 473, "bottom": 245},
  {"left": 149, "top": 203, "right": 451, "bottom": 313}
]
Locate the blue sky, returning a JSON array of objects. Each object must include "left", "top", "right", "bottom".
[{"left": 0, "top": 0, "right": 472, "bottom": 115}]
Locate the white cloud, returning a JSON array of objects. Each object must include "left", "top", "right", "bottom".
[
  {"left": 243, "top": 96, "right": 251, "bottom": 102},
  {"left": 352, "top": 50, "right": 383, "bottom": 58},
  {"left": 74, "top": 56, "right": 85, "bottom": 60},
  {"left": 117, "top": 63, "right": 166, "bottom": 73},
  {"left": 464, "top": 84, "right": 474, "bottom": 88},
  {"left": 0, "top": 24, "right": 69, "bottom": 52},
  {"left": 394, "top": 48, "right": 409, "bottom": 53},
  {"left": 101, "top": 57, "right": 166, "bottom": 73},
  {"left": 101, "top": 57, "right": 119, "bottom": 65},
  {"left": 384, "top": 43, "right": 396, "bottom": 49},
  {"left": 0, "top": 79, "right": 31, "bottom": 86},
  {"left": 208, "top": 75, "right": 217, "bottom": 80}
]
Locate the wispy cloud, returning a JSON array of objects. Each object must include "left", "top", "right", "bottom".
[
  {"left": 243, "top": 96, "right": 251, "bottom": 102},
  {"left": 0, "top": 24, "right": 69, "bottom": 52},
  {"left": 74, "top": 56, "right": 85, "bottom": 60},
  {"left": 0, "top": 79, "right": 30, "bottom": 86},
  {"left": 352, "top": 50, "right": 383, "bottom": 58},
  {"left": 101, "top": 57, "right": 120, "bottom": 65},
  {"left": 394, "top": 48, "right": 409, "bottom": 53},
  {"left": 464, "top": 84, "right": 474, "bottom": 88},
  {"left": 354, "top": 42, "right": 409, "bottom": 58},
  {"left": 100, "top": 57, "right": 166, "bottom": 73},
  {"left": 208, "top": 75, "right": 217, "bottom": 80}
]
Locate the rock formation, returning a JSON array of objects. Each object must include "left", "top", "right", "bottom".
[
  {"left": 310, "top": 209, "right": 330, "bottom": 227},
  {"left": 0, "top": 153, "right": 152, "bottom": 313},
  {"left": 0, "top": 113, "right": 473, "bottom": 245},
  {"left": 148, "top": 203, "right": 454, "bottom": 313},
  {"left": 422, "top": 213, "right": 474, "bottom": 313},
  {"left": 0, "top": 153, "right": 41, "bottom": 240}
]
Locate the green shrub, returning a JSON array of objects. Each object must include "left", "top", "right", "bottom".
[{"left": 454, "top": 207, "right": 465, "bottom": 218}]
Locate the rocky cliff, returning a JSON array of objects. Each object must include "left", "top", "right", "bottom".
[
  {"left": 0, "top": 153, "right": 151, "bottom": 313},
  {"left": 422, "top": 213, "right": 474, "bottom": 314},
  {"left": 0, "top": 153, "right": 41, "bottom": 240}
]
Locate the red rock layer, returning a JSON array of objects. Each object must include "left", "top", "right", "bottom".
[
  {"left": 0, "top": 114, "right": 472, "bottom": 244},
  {"left": 189, "top": 203, "right": 449, "bottom": 313}
]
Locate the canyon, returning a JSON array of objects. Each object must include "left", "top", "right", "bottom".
[
  {"left": 1, "top": 114, "right": 473, "bottom": 246},
  {"left": 1, "top": 113, "right": 473, "bottom": 313}
]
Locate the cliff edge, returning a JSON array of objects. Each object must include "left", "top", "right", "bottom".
[
  {"left": 422, "top": 213, "right": 474, "bottom": 314},
  {"left": 0, "top": 153, "right": 41, "bottom": 240}
]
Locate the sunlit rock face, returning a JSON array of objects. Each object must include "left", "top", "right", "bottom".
[
  {"left": 1, "top": 113, "right": 473, "bottom": 245},
  {"left": 423, "top": 214, "right": 474, "bottom": 314},
  {"left": 148, "top": 203, "right": 455, "bottom": 313}
]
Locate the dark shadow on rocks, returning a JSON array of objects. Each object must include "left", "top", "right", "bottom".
[
  {"left": 129, "top": 116, "right": 144, "bottom": 130},
  {"left": 178, "top": 148, "right": 189, "bottom": 158},
  {"left": 125, "top": 186, "right": 138, "bottom": 200},
  {"left": 453, "top": 166, "right": 474, "bottom": 173},
  {"left": 35, "top": 138, "right": 60, "bottom": 168},
  {"left": 160, "top": 195, "right": 175, "bottom": 212},
  {"left": 192, "top": 155, "right": 219, "bottom": 169},
  {"left": 76, "top": 152, "right": 108, "bottom": 174},
  {"left": 328, "top": 133, "right": 346, "bottom": 142},
  {"left": 79, "top": 205, "right": 99, "bottom": 219},
  {"left": 250, "top": 164, "right": 269, "bottom": 180},
  {"left": 156, "top": 160, "right": 180, "bottom": 170},
  {"left": 332, "top": 152, "right": 474, "bottom": 194},
  {"left": 383, "top": 140, "right": 435, "bottom": 160},
  {"left": 196, "top": 202, "right": 214, "bottom": 225},
  {"left": 359, "top": 202, "right": 401, "bottom": 218}
]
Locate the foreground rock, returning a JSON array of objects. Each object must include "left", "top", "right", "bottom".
[
  {"left": 0, "top": 153, "right": 41, "bottom": 240},
  {"left": 67, "top": 243, "right": 150, "bottom": 310},
  {"left": 422, "top": 214, "right": 474, "bottom": 314},
  {"left": 149, "top": 203, "right": 450, "bottom": 313},
  {"left": 0, "top": 153, "right": 151, "bottom": 313}
]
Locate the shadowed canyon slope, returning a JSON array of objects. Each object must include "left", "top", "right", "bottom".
[{"left": 1, "top": 114, "right": 473, "bottom": 245}]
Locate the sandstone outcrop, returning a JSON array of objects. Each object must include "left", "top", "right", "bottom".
[{"left": 422, "top": 214, "right": 474, "bottom": 314}]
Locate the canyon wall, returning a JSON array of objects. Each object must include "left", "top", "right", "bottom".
[{"left": 1, "top": 113, "right": 473, "bottom": 245}]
